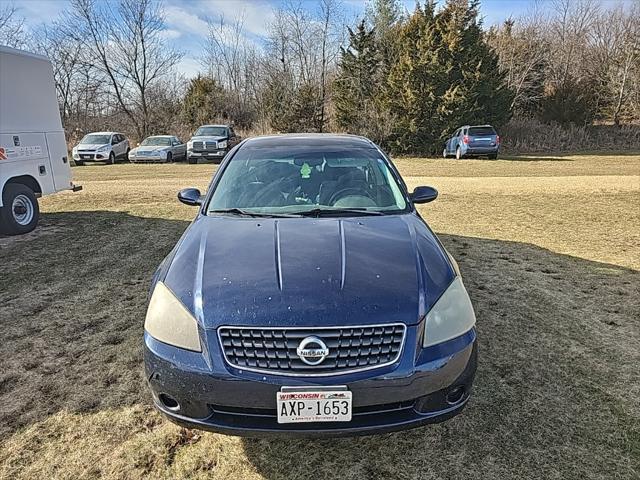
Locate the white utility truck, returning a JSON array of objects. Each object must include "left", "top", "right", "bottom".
[{"left": 0, "top": 46, "right": 81, "bottom": 235}]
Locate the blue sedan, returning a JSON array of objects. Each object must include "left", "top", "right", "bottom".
[{"left": 143, "top": 134, "right": 477, "bottom": 437}]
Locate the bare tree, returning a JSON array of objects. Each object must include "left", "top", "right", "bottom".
[
  {"left": 0, "top": 3, "right": 28, "bottom": 48},
  {"left": 63, "top": 0, "right": 182, "bottom": 139}
]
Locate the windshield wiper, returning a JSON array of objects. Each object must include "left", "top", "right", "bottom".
[
  {"left": 295, "top": 208, "right": 384, "bottom": 217},
  {"left": 208, "top": 208, "right": 300, "bottom": 218}
]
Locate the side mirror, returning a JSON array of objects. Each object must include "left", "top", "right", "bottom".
[
  {"left": 178, "top": 188, "right": 203, "bottom": 206},
  {"left": 411, "top": 186, "right": 438, "bottom": 204}
]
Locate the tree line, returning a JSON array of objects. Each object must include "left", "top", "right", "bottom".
[{"left": 0, "top": 0, "right": 638, "bottom": 154}]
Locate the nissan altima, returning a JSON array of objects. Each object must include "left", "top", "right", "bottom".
[{"left": 144, "top": 134, "right": 477, "bottom": 437}]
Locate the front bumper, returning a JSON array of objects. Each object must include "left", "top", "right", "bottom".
[
  {"left": 188, "top": 150, "right": 227, "bottom": 160},
  {"left": 144, "top": 326, "right": 477, "bottom": 437},
  {"left": 74, "top": 152, "right": 109, "bottom": 161},
  {"left": 130, "top": 155, "right": 167, "bottom": 163}
]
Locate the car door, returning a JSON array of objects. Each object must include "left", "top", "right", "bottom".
[
  {"left": 175, "top": 137, "right": 186, "bottom": 157},
  {"left": 451, "top": 129, "right": 460, "bottom": 151},
  {"left": 228, "top": 127, "right": 238, "bottom": 147},
  {"left": 117, "top": 134, "right": 126, "bottom": 156},
  {"left": 110, "top": 134, "right": 118, "bottom": 155}
]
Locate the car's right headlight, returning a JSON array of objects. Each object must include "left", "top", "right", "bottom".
[
  {"left": 423, "top": 277, "right": 476, "bottom": 347},
  {"left": 144, "top": 281, "right": 201, "bottom": 352}
]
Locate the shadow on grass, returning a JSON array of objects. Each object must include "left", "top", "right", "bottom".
[
  {"left": 0, "top": 210, "right": 189, "bottom": 437},
  {"left": 241, "top": 235, "right": 639, "bottom": 480},
  {"left": 1, "top": 211, "right": 638, "bottom": 479},
  {"left": 495, "top": 155, "right": 574, "bottom": 162}
]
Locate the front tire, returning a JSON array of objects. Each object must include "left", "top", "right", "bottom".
[
  {"left": 0, "top": 183, "right": 40, "bottom": 235},
  {"left": 108, "top": 151, "right": 116, "bottom": 165},
  {"left": 488, "top": 154, "right": 498, "bottom": 160},
  {"left": 443, "top": 148, "right": 448, "bottom": 158},
  {"left": 188, "top": 156, "right": 197, "bottom": 164},
  {"left": 456, "top": 147, "right": 462, "bottom": 160},
  {"left": 125, "top": 148, "right": 131, "bottom": 162},
  {"left": 166, "top": 152, "right": 173, "bottom": 163}
]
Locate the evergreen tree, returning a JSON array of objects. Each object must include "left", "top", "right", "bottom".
[
  {"left": 181, "top": 76, "right": 227, "bottom": 130},
  {"left": 386, "top": 2, "right": 445, "bottom": 153},
  {"left": 333, "top": 20, "right": 379, "bottom": 133},
  {"left": 435, "top": 0, "right": 513, "bottom": 135}
]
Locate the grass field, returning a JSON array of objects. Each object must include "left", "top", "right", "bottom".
[{"left": 0, "top": 153, "right": 639, "bottom": 479}]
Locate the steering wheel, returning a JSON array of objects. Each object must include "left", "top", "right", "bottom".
[{"left": 328, "top": 187, "right": 375, "bottom": 206}]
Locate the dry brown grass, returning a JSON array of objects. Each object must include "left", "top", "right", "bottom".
[{"left": 0, "top": 154, "right": 638, "bottom": 479}]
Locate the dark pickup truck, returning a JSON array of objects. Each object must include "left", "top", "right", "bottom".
[{"left": 187, "top": 124, "right": 240, "bottom": 164}]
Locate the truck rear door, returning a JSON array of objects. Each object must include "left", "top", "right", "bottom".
[{"left": 45, "top": 131, "right": 72, "bottom": 191}]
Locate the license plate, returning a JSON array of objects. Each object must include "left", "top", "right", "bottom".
[
  {"left": 277, "top": 389, "right": 352, "bottom": 423},
  {"left": 81, "top": 154, "right": 91, "bottom": 159}
]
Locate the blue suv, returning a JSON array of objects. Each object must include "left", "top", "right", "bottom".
[{"left": 444, "top": 125, "right": 500, "bottom": 159}]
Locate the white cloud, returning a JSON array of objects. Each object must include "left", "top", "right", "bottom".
[
  {"left": 175, "top": 56, "right": 204, "bottom": 79},
  {"left": 165, "top": 5, "right": 210, "bottom": 38},
  {"left": 15, "top": 0, "right": 68, "bottom": 25},
  {"left": 159, "top": 29, "right": 182, "bottom": 40}
]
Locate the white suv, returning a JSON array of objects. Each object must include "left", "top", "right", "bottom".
[{"left": 72, "top": 132, "right": 129, "bottom": 165}]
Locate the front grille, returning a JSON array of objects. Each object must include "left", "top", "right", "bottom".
[
  {"left": 192, "top": 141, "right": 217, "bottom": 151},
  {"left": 218, "top": 324, "right": 406, "bottom": 376}
]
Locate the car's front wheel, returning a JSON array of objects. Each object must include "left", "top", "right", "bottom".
[
  {"left": 456, "top": 147, "right": 462, "bottom": 160},
  {"left": 0, "top": 183, "right": 40, "bottom": 235},
  {"left": 166, "top": 152, "right": 173, "bottom": 163},
  {"left": 442, "top": 148, "right": 448, "bottom": 158},
  {"left": 488, "top": 154, "right": 498, "bottom": 160},
  {"left": 188, "top": 156, "right": 197, "bottom": 164},
  {"left": 108, "top": 151, "right": 116, "bottom": 165}
]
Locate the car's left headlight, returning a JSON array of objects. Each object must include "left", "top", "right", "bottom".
[
  {"left": 423, "top": 276, "right": 476, "bottom": 347},
  {"left": 144, "top": 281, "right": 201, "bottom": 352},
  {"left": 218, "top": 140, "right": 228, "bottom": 149}
]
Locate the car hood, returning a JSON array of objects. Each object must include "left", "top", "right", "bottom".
[
  {"left": 134, "top": 145, "right": 169, "bottom": 152},
  {"left": 76, "top": 143, "right": 109, "bottom": 150},
  {"left": 162, "top": 214, "right": 455, "bottom": 328},
  {"left": 189, "top": 135, "right": 227, "bottom": 142}
]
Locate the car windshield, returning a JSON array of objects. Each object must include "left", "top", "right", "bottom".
[
  {"left": 141, "top": 137, "right": 171, "bottom": 146},
  {"left": 195, "top": 126, "right": 227, "bottom": 137},
  {"left": 207, "top": 145, "right": 408, "bottom": 216},
  {"left": 468, "top": 126, "right": 495, "bottom": 136},
  {"left": 81, "top": 134, "right": 110, "bottom": 144}
]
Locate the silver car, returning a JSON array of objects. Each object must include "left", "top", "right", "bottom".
[
  {"left": 129, "top": 135, "right": 186, "bottom": 163},
  {"left": 72, "top": 131, "right": 129, "bottom": 165}
]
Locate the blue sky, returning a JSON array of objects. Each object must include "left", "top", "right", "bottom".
[{"left": 13, "top": 0, "right": 552, "bottom": 77}]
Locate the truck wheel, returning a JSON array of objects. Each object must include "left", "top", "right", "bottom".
[
  {"left": 0, "top": 183, "right": 40, "bottom": 235},
  {"left": 188, "top": 156, "right": 197, "bottom": 164},
  {"left": 108, "top": 151, "right": 116, "bottom": 165}
]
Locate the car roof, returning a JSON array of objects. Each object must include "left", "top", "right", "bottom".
[
  {"left": 198, "top": 124, "right": 228, "bottom": 128},
  {"left": 459, "top": 125, "right": 495, "bottom": 129},
  {"left": 145, "top": 135, "right": 173, "bottom": 138},
  {"left": 87, "top": 131, "right": 118, "bottom": 135},
  {"left": 241, "top": 133, "right": 376, "bottom": 149}
]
